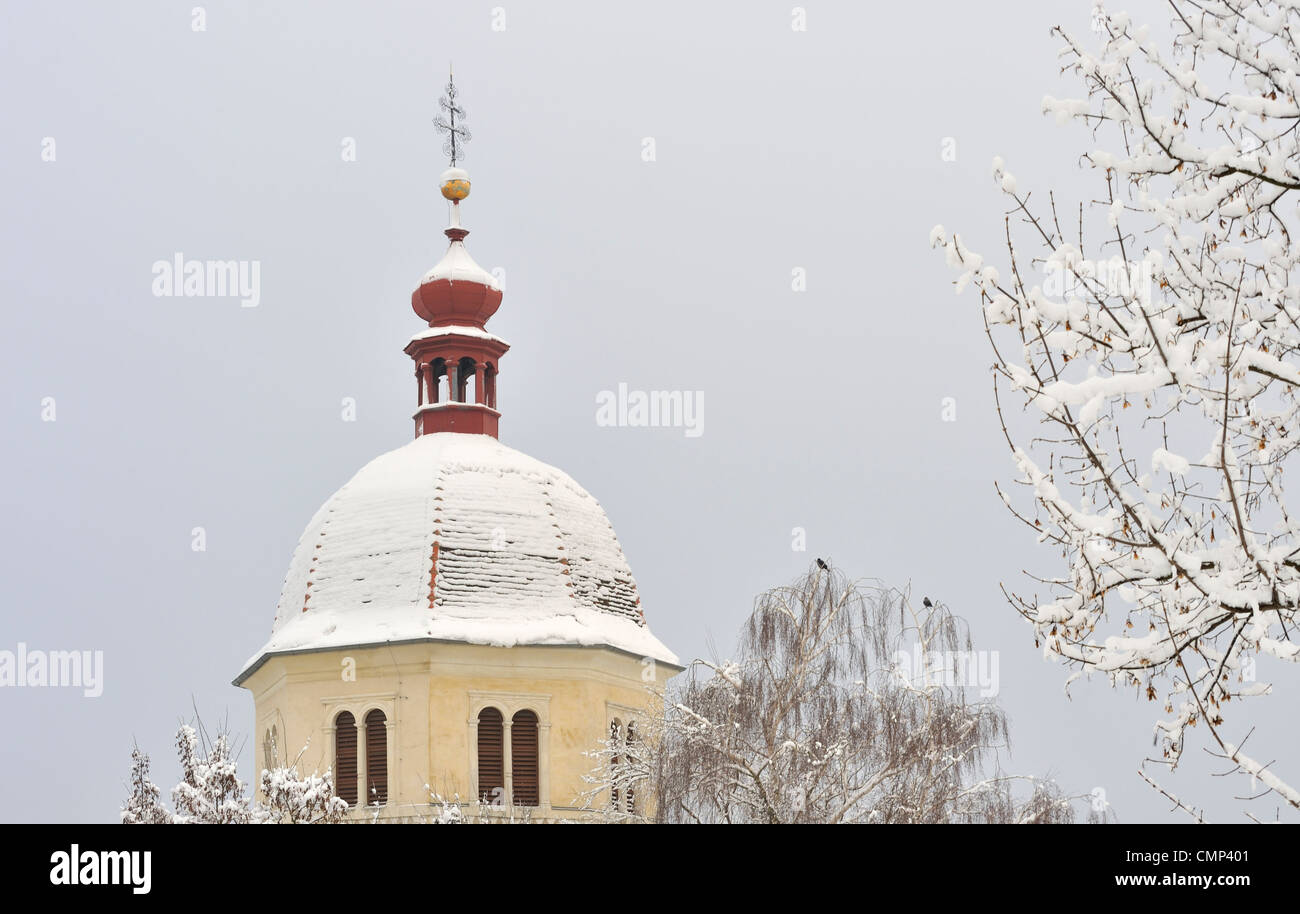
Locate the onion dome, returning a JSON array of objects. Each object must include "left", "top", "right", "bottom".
[{"left": 411, "top": 186, "right": 502, "bottom": 328}]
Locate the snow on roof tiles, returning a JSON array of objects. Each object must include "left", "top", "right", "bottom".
[{"left": 238, "top": 433, "right": 678, "bottom": 678}]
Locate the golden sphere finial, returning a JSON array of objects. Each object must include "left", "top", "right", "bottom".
[{"left": 440, "top": 166, "right": 470, "bottom": 201}]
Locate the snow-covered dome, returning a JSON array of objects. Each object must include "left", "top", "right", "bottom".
[{"left": 238, "top": 433, "right": 677, "bottom": 679}]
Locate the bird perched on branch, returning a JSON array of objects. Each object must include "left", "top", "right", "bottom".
[
  {"left": 922, "top": 597, "right": 933, "bottom": 609},
  {"left": 816, "top": 558, "right": 828, "bottom": 571}
]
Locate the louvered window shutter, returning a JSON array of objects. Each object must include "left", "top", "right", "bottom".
[
  {"left": 477, "top": 708, "right": 504, "bottom": 804},
  {"left": 335, "top": 712, "right": 358, "bottom": 807},
  {"left": 511, "top": 710, "right": 540, "bottom": 807},
  {"left": 364, "top": 709, "right": 388, "bottom": 806}
]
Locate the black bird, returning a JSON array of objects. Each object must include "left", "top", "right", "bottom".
[
  {"left": 922, "top": 597, "right": 933, "bottom": 609},
  {"left": 816, "top": 558, "right": 828, "bottom": 571}
]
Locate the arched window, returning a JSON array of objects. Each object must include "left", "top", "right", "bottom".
[
  {"left": 335, "top": 711, "right": 358, "bottom": 807},
  {"left": 511, "top": 710, "right": 540, "bottom": 807},
  {"left": 262, "top": 724, "right": 279, "bottom": 771},
  {"left": 364, "top": 709, "right": 388, "bottom": 806},
  {"left": 432, "top": 358, "right": 448, "bottom": 404},
  {"left": 477, "top": 707, "right": 504, "bottom": 805},
  {"left": 623, "top": 722, "right": 638, "bottom": 813},
  {"left": 609, "top": 719, "right": 624, "bottom": 810},
  {"left": 484, "top": 362, "right": 497, "bottom": 409},
  {"left": 458, "top": 357, "right": 477, "bottom": 404}
]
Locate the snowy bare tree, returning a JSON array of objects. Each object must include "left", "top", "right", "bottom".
[
  {"left": 257, "top": 728, "right": 348, "bottom": 824},
  {"left": 259, "top": 767, "right": 348, "bottom": 824},
  {"left": 171, "top": 724, "right": 254, "bottom": 824},
  {"left": 121, "top": 744, "right": 171, "bottom": 825},
  {"left": 422, "top": 790, "right": 468, "bottom": 824},
  {"left": 581, "top": 562, "right": 1098, "bottom": 824},
  {"left": 578, "top": 721, "right": 656, "bottom": 823},
  {"left": 124, "top": 720, "right": 348, "bottom": 824},
  {"left": 932, "top": 0, "right": 1300, "bottom": 814},
  {"left": 260, "top": 763, "right": 347, "bottom": 824}
]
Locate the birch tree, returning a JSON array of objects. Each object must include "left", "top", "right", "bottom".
[{"left": 581, "top": 562, "right": 1099, "bottom": 824}]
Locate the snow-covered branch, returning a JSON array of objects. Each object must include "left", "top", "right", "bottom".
[{"left": 933, "top": 0, "right": 1300, "bottom": 813}]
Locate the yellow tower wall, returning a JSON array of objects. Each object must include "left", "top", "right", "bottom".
[{"left": 237, "top": 641, "right": 680, "bottom": 822}]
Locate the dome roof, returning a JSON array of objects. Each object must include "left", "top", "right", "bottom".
[{"left": 237, "top": 434, "right": 678, "bottom": 680}]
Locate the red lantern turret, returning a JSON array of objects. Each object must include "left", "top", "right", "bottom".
[{"left": 404, "top": 76, "right": 509, "bottom": 438}]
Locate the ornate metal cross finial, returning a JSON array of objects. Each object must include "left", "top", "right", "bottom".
[{"left": 433, "top": 67, "right": 471, "bottom": 166}]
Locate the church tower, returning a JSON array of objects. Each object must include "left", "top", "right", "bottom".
[{"left": 234, "top": 76, "right": 681, "bottom": 820}]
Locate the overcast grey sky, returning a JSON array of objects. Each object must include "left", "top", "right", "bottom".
[{"left": 2, "top": 0, "right": 1295, "bottom": 823}]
